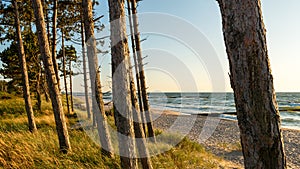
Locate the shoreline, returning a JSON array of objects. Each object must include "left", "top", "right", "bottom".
[
  {"left": 151, "top": 108, "right": 300, "bottom": 132},
  {"left": 74, "top": 95, "right": 300, "bottom": 131},
  {"left": 73, "top": 97, "right": 299, "bottom": 168},
  {"left": 152, "top": 112, "right": 300, "bottom": 168}
]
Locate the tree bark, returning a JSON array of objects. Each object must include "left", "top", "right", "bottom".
[
  {"left": 131, "top": 0, "right": 156, "bottom": 143},
  {"left": 108, "top": 0, "right": 138, "bottom": 168},
  {"left": 69, "top": 58, "right": 74, "bottom": 113},
  {"left": 82, "top": 0, "right": 95, "bottom": 127},
  {"left": 80, "top": 15, "right": 91, "bottom": 119},
  {"left": 61, "top": 31, "right": 71, "bottom": 115},
  {"left": 31, "top": 0, "right": 71, "bottom": 153},
  {"left": 51, "top": 0, "right": 60, "bottom": 91},
  {"left": 43, "top": 0, "right": 50, "bottom": 46},
  {"left": 41, "top": 74, "right": 50, "bottom": 102},
  {"left": 82, "top": 0, "right": 114, "bottom": 158},
  {"left": 14, "top": 0, "right": 37, "bottom": 133},
  {"left": 126, "top": 1, "right": 153, "bottom": 167},
  {"left": 129, "top": 65, "right": 153, "bottom": 169},
  {"left": 217, "top": 0, "right": 286, "bottom": 168},
  {"left": 126, "top": 0, "right": 147, "bottom": 134},
  {"left": 36, "top": 60, "right": 42, "bottom": 113}
]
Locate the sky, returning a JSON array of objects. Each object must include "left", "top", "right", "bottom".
[
  {"left": 81, "top": 0, "right": 300, "bottom": 92},
  {"left": 1, "top": 0, "right": 300, "bottom": 92}
]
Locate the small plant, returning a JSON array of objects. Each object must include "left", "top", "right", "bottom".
[{"left": 216, "top": 141, "right": 242, "bottom": 152}]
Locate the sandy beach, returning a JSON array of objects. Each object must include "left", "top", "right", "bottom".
[
  {"left": 152, "top": 112, "right": 300, "bottom": 168},
  {"left": 76, "top": 98, "right": 299, "bottom": 168}
]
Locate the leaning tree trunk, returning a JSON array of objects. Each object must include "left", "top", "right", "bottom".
[
  {"left": 80, "top": 14, "right": 91, "bottom": 119},
  {"left": 129, "top": 68, "right": 153, "bottom": 169},
  {"left": 128, "top": 65, "right": 153, "bottom": 169},
  {"left": 31, "top": 0, "right": 71, "bottom": 153},
  {"left": 126, "top": 1, "right": 153, "bottom": 167},
  {"left": 127, "top": 40, "right": 153, "bottom": 169},
  {"left": 82, "top": 0, "right": 114, "bottom": 157},
  {"left": 61, "top": 31, "right": 71, "bottom": 115},
  {"left": 126, "top": 0, "right": 147, "bottom": 134},
  {"left": 217, "top": 0, "right": 286, "bottom": 168},
  {"left": 108, "top": 0, "right": 138, "bottom": 168},
  {"left": 14, "top": 0, "right": 37, "bottom": 133},
  {"left": 131, "top": 0, "right": 156, "bottom": 142},
  {"left": 51, "top": 0, "right": 60, "bottom": 90},
  {"left": 43, "top": 0, "right": 50, "bottom": 46}
]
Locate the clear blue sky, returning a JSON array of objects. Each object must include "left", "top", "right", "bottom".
[
  {"left": 80, "top": 0, "right": 299, "bottom": 92},
  {"left": 2, "top": 0, "right": 300, "bottom": 92}
]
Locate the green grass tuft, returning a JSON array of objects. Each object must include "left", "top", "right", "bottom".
[{"left": 0, "top": 97, "right": 26, "bottom": 117}]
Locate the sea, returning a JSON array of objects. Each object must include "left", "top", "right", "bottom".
[{"left": 75, "top": 92, "right": 300, "bottom": 130}]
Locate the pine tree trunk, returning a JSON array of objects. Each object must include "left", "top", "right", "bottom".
[
  {"left": 51, "top": 0, "right": 60, "bottom": 91},
  {"left": 128, "top": 42, "right": 153, "bottom": 169},
  {"left": 126, "top": 0, "right": 147, "bottom": 134},
  {"left": 82, "top": 0, "right": 114, "bottom": 157},
  {"left": 131, "top": 0, "right": 156, "bottom": 143},
  {"left": 126, "top": 3, "right": 152, "bottom": 164},
  {"left": 69, "top": 58, "right": 74, "bottom": 113},
  {"left": 36, "top": 62, "right": 42, "bottom": 112},
  {"left": 41, "top": 74, "right": 50, "bottom": 102},
  {"left": 62, "top": 31, "right": 70, "bottom": 115},
  {"left": 129, "top": 69, "right": 153, "bottom": 169},
  {"left": 108, "top": 0, "right": 138, "bottom": 168},
  {"left": 126, "top": 1, "right": 153, "bottom": 166},
  {"left": 217, "top": 0, "right": 286, "bottom": 168},
  {"left": 31, "top": 0, "right": 71, "bottom": 153},
  {"left": 36, "top": 81, "right": 42, "bottom": 112},
  {"left": 80, "top": 15, "right": 91, "bottom": 119},
  {"left": 14, "top": 0, "right": 37, "bottom": 133},
  {"left": 82, "top": 0, "right": 96, "bottom": 127},
  {"left": 43, "top": 0, "right": 50, "bottom": 46}
]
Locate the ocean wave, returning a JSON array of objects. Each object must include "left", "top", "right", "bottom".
[
  {"left": 281, "top": 117, "right": 300, "bottom": 123},
  {"left": 74, "top": 92, "right": 300, "bottom": 130}
]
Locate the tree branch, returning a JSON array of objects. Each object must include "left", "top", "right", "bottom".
[{"left": 93, "top": 15, "right": 104, "bottom": 22}]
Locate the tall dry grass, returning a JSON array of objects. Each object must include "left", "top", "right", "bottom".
[{"left": 0, "top": 92, "right": 240, "bottom": 168}]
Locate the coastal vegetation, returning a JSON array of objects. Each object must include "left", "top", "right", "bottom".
[
  {"left": 0, "top": 0, "right": 291, "bottom": 168},
  {"left": 0, "top": 92, "right": 237, "bottom": 168}
]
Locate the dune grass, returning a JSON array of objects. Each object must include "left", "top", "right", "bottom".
[
  {"left": 0, "top": 92, "right": 239, "bottom": 168},
  {"left": 216, "top": 141, "right": 242, "bottom": 152},
  {"left": 0, "top": 119, "right": 120, "bottom": 169}
]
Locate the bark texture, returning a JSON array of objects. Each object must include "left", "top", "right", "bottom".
[
  {"left": 217, "top": 0, "right": 286, "bottom": 168},
  {"left": 126, "top": 0, "right": 147, "bottom": 134},
  {"left": 36, "top": 64, "right": 42, "bottom": 112},
  {"left": 80, "top": 15, "right": 91, "bottom": 119},
  {"left": 129, "top": 54, "right": 153, "bottom": 169},
  {"left": 62, "top": 31, "right": 71, "bottom": 115},
  {"left": 129, "top": 68, "right": 153, "bottom": 169},
  {"left": 82, "top": 0, "right": 114, "bottom": 157},
  {"left": 126, "top": 1, "right": 153, "bottom": 167},
  {"left": 14, "top": 0, "right": 37, "bottom": 133},
  {"left": 108, "top": 0, "right": 138, "bottom": 168},
  {"left": 44, "top": 0, "right": 50, "bottom": 45},
  {"left": 51, "top": 0, "right": 60, "bottom": 90},
  {"left": 131, "top": 0, "right": 156, "bottom": 142},
  {"left": 31, "top": 0, "right": 71, "bottom": 153},
  {"left": 69, "top": 58, "right": 74, "bottom": 112}
]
